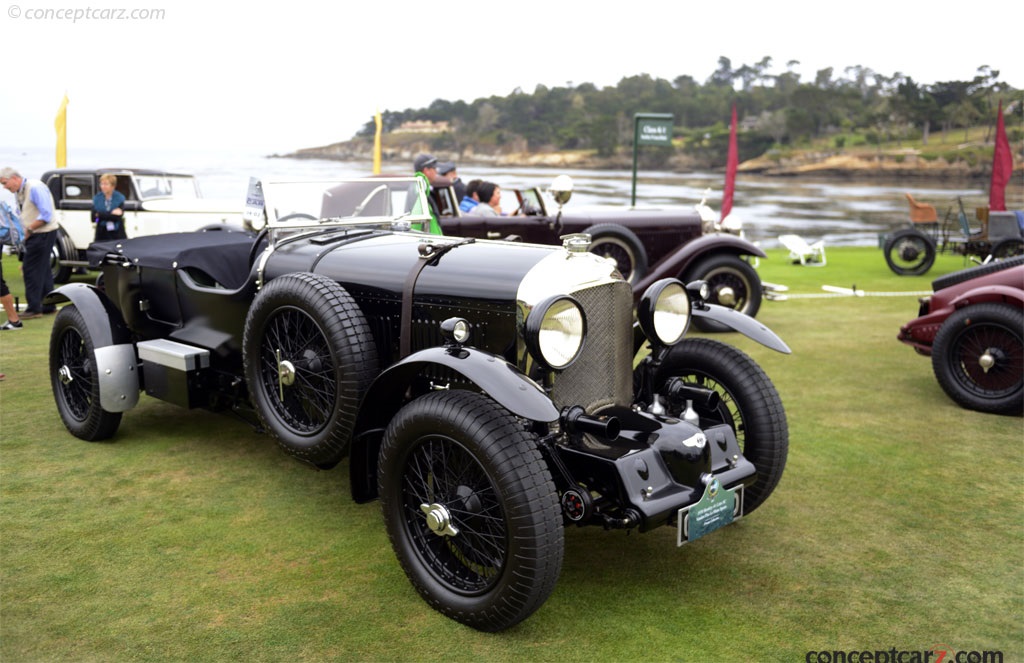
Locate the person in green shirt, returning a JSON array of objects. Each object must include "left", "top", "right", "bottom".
[{"left": 412, "top": 154, "right": 444, "bottom": 235}]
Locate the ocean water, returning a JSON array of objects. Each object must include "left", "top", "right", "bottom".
[{"left": 3, "top": 145, "right": 1018, "bottom": 248}]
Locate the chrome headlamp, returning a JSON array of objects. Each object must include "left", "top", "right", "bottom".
[
  {"left": 524, "top": 295, "right": 587, "bottom": 370},
  {"left": 638, "top": 278, "right": 691, "bottom": 347}
]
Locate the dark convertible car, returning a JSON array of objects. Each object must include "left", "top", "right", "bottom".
[
  {"left": 432, "top": 175, "right": 772, "bottom": 330},
  {"left": 46, "top": 176, "right": 789, "bottom": 631}
]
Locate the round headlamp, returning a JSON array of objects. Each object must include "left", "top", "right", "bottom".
[
  {"left": 524, "top": 295, "right": 587, "bottom": 370},
  {"left": 638, "top": 279, "right": 691, "bottom": 347},
  {"left": 440, "top": 317, "right": 471, "bottom": 346}
]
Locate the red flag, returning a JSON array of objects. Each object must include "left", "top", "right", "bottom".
[
  {"left": 721, "top": 103, "right": 738, "bottom": 221},
  {"left": 989, "top": 100, "right": 1012, "bottom": 212}
]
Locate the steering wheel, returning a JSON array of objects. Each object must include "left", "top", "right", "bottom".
[{"left": 276, "top": 212, "right": 317, "bottom": 223}]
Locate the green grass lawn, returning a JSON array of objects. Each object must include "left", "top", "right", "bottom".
[{"left": 1, "top": 247, "right": 1021, "bottom": 662}]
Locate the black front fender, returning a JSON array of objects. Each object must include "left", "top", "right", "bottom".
[
  {"left": 356, "top": 346, "right": 558, "bottom": 433},
  {"left": 349, "top": 345, "right": 559, "bottom": 503}
]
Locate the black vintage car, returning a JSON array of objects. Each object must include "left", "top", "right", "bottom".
[
  {"left": 46, "top": 177, "right": 789, "bottom": 631},
  {"left": 432, "top": 175, "right": 772, "bottom": 329}
]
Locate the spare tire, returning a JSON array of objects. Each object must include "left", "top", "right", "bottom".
[
  {"left": 931, "top": 255, "right": 1024, "bottom": 292},
  {"left": 243, "top": 272, "right": 378, "bottom": 468}
]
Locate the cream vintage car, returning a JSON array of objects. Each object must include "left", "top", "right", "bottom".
[{"left": 40, "top": 168, "right": 252, "bottom": 282}]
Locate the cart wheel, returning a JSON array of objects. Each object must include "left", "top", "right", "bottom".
[
  {"left": 883, "top": 228, "right": 936, "bottom": 276},
  {"left": 990, "top": 238, "right": 1024, "bottom": 261}
]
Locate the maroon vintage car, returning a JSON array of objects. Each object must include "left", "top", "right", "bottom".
[
  {"left": 897, "top": 256, "right": 1024, "bottom": 415},
  {"left": 432, "top": 175, "right": 774, "bottom": 330}
]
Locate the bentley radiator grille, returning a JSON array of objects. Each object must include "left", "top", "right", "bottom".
[{"left": 551, "top": 280, "right": 633, "bottom": 413}]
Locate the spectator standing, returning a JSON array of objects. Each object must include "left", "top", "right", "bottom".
[
  {"left": 412, "top": 154, "right": 444, "bottom": 235},
  {"left": 0, "top": 167, "right": 58, "bottom": 318},
  {"left": 438, "top": 162, "right": 466, "bottom": 202},
  {"left": 92, "top": 173, "right": 127, "bottom": 241}
]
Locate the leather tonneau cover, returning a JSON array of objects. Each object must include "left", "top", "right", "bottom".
[{"left": 88, "top": 230, "right": 255, "bottom": 290}]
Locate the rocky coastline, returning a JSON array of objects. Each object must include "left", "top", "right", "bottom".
[{"left": 275, "top": 139, "right": 1019, "bottom": 181}]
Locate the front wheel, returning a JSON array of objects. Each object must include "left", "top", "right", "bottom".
[
  {"left": 378, "top": 390, "right": 563, "bottom": 632},
  {"left": 685, "top": 254, "right": 762, "bottom": 332},
  {"left": 931, "top": 303, "right": 1023, "bottom": 415},
  {"left": 884, "top": 228, "right": 936, "bottom": 276},
  {"left": 49, "top": 306, "right": 122, "bottom": 441},
  {"left": 646, "top": 338, "right": 788, "bottom": 513}
]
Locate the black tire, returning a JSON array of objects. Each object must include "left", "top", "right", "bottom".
[
  {"left": 52, "top": 227, "right": 76, "bottom": 284},
  {"left": 378, "top": 390, "right": 563, "bottom": 632},
  {"left": 883, "top": 228, "right": 936, "bottom": 276},
  {"left": 931, "top": 255, "right": 1024, "bottom": 292},
  {"left": 243, "top": 272, "right": 378, "bottom": 467},
  {"left": 990, "top": 238, "right": 1024, "bottom": 261},
  {"left": 685, "top": 253, "right": 762, "bottom": 332},
  {"left": 931, "top": 303, "right": 1023, "bottom": 415},
  {"left": 583, "top": 224, "right": 648, "bottom": 285},
  {"left": 648, "top": 338, "right": 788, "bottom": 513},
  {"left": 49, "top": 306, "right": 123, "bottom": 441}
]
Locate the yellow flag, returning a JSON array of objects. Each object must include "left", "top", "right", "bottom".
[
  {"left": 54, "top": 94, "right": 69, "bottom": 167},
  {"left": 372, "top": 109, "right": 382, "bottom": 175}
]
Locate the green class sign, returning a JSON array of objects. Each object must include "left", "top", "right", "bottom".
[
  {"left": 631, "top": 113, "right": 674, "bottom": 205},
  {"left": 635, "top": 115, "right": 673, "bottom": 145}
]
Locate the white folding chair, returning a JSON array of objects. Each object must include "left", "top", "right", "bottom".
[{"left": 778, "top": 234, "right": 826, "bottom": 266}]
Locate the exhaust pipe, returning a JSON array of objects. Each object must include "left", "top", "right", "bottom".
[{"left": 560, "top": 405, "right": 620, "bottom": 441}]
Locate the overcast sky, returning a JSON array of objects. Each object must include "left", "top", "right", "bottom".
[{"left": 2, "top": 0, "right": 1020, "bottom": 155}]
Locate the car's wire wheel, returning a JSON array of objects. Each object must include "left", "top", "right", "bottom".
[
  {"left": 687, "top": 254, "right": 762, "bottom": 332},
  {"left": 379, "top": 390, "right": 562, "bottom": 632},
  {"left": 582, "top": 224, "right": 648, "bottom": 285},
  {"left": 49, "top": 306, "right": 122, "bottom": 441},
  {"left": 647, "top": 338, "right": 788, "bottom": 514},
  {"left": 931, "top": 303, "right": 1023, "bottom": 415},
  {"left": 243, "top": 272, "right": 378, "bottom": 467}
]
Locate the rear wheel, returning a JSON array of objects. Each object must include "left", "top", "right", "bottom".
[
  {"left": 884, "top": 228, "right": 936, "bottom": 276},
  {"left": 243, "top": 272, "right": 378, "bottom": 467},
  {"left": 931, "top": 303, "right": 1023, "bottom": 415},
  {"left": 686, "top": 254, "right": 762, "bottom": 332},
  {"left": 990, "top": 238, "right": 1024, "bottom": 261},
  {"left": 51, "top": 227, "right": 77, "bottom": 283},
  {"left": 378, "top": 390, "right": 563, "bottom": 632},
  {"left": 648, "top": 338, "right": 788, "bottom": 513},
  {"left": 583, "top": 224, "right": 648, "bottom": 285},
  {"left": 49, "top": 306, "right": 122, "bottom": 441}
]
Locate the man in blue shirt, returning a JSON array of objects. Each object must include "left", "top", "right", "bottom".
[{"left": 0, "top": 167, "right": 58, "bottom": 318}]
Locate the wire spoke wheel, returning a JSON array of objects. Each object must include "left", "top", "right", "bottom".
[
  {"left": 932, "top": 303, "right": 1023, "bottom": 414},
  {"left": 648, "top": 338, "right": 787, "bottom": 513},
  {"left": 259, "top": 305, "right": 335, "bottom": 434},
  {"left": 379, "top": 390, "right": 562, "bottom": 631},
  {"left": 49, "top": 306, "right": 122, "bottom": 440},
  {"left": 401, "top": 435, "right": 507, "bottom": 593}
]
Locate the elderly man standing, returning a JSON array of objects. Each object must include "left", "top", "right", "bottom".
[{"left": 0, "top": 168, "right": 57, "bottom": 318}]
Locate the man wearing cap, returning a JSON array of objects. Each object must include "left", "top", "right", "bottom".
[
  {"left": 412, "top": 154, "right": 444, "bottom": 235},
  {"left": 438, "top": 162, "right": 466, "bottom": 202}
]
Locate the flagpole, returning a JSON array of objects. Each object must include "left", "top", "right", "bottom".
[
  {"left": 988, "top": 100, "right": 1011, "bottom": 212},
  {"left": 372, "top": 109, "right": 382, "bottom": 175},
  {"left": 721, "top": 102, "right": 738, "bottom": 222},
  {"left": 54, "top": 93, "right": 69, "bottom": 168}
]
